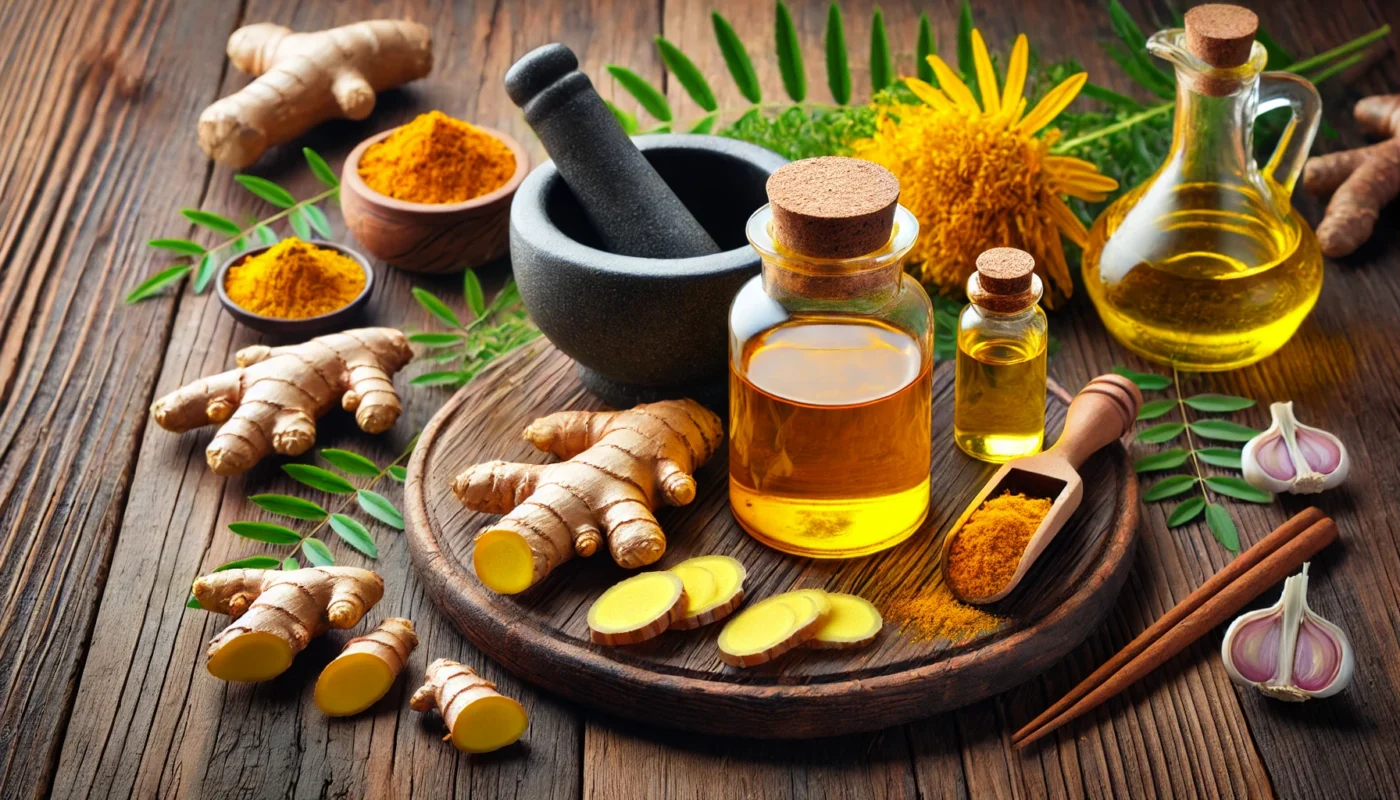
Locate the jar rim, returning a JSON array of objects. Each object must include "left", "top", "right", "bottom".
[{"left": 746, "top": 202, "right": 919, "bottom": 274}]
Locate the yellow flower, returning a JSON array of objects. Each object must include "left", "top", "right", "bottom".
[{"left": 850, "top": 29, "right": 1117, "bottom": 305}]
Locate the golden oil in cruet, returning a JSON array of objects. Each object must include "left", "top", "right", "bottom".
[
  {"left": 954, "top": 248, "right": 1048, "bottom": 463},
  {"left": 1081, "top": 5, "right": 1324, "bottom": 371}
]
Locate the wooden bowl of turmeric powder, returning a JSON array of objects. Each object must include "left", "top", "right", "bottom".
[
  {"left": 340, "top": 112, "right": 528, "bottom": 274},
  {"left": 215, "top": 239, "right": 374, "bottom": 336}
]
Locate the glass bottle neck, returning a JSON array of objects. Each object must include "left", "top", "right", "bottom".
[{"left": 1165, "top": 70, "right": 1259, "bottom": 183}]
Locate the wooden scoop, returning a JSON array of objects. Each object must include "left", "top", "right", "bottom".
[{"left": 944, "top": 374, "right": 1143, "bottom": 604}]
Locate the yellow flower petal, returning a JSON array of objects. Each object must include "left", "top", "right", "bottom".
[
  {"left": 904, "top": 77, "right": 953, "bottom": 111},
  {"left": 1046, "top": 194, "right": 1089, "bottom": 246},
  {"left": 1002, "top": 35, "right": 1029, "bottom": 113},
  {"left": 1017, "top": 72, "right": 1088, "bottom": 135},
  {"left": 1045, "top": 155, "right": 1103, "bottom": 177},
  {"left": 927, "top": 54, "right": 980, "bottom": 114},
  {"left": 971, "top": 29, "right": 1000, "bottom": 115}
]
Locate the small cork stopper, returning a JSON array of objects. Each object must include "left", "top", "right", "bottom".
[
  {"left": 767, "top": 157, "right": 899, "bottom": 259},
  {"left": 1185, "top": 4, "right": 1258, "bottom": 68},
  {"left": 976, "top": 248, "right": 1035, "bottom": 294}
]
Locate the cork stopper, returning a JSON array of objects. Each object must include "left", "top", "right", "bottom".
[
  {"left": 973, "top": 248, "right": 1037, "bottom": 312},
  {"left": 767, "top": 157, "right": 900, "bottom": 259},
  {"left": 1184, "top": 4, "right": 1258, "bottom": 68}
]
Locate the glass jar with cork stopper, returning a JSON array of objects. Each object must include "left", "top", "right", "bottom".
[{"left": 728, "top": 157, "right": 934, "bottom": 558}]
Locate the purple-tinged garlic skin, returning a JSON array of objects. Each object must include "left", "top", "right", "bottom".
[
  {"left": 1242, "top": 402, "right": 1349, "bottom": 495},
  {"left": 1220, "top": 564, "right": 1353, "bottom": 702}
]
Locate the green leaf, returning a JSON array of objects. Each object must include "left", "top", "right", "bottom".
[
  {"left": 357, "top": 489, "right": 404, "bottom": 530},
  {"left": 288, "top": 206, "right": 313, "bottom": 239},
  {"left": 186, "top": 595, "right": 202, "bottom": 609},
  {"left": 302, "top": 537, "right": 335, "bottom": 567},
  {"left": 230, "top": 235, "right": 249, "bottom": 254},
  {"left": 228, "top": 522, "right": 301, "bottom": 545},
  {"left": 824, "top": 3, "right": 851, "bottom": 104},
  {"left": 149, "top": 238, "right": 207, "bottom": 256},
  {"left": 303, "top": 147, "right": 339, "bottom": 188},
  {"left": 1136, "top": 422, "right": 1186, "bottom": 444},
  {"left": 1205, "top": 503, "right": 1240, "bottom": 551},
  {"left": 1189, "top": 420, "right": 1259, "bottom": 442},
  {"left": 249, "top": 493, "right": 327, "bottom": 521},
  {"left": 1198, "top": 447, "right": 1243, "bottom": 469},
  {"left": 1167, "top": 496, "right": 1206, "bottom": 526},
  {"left": 255, "top": 224, "right": 278, "bottom": 246},
  {"left": 124, "top": 264, "right": 192, "bottom": 303},
  {"left": 605, "top": 99, "right": 640, "bottom": 134},
  {"left": 1107, "top": 0, "right": 1176, "bottom": 97},
  {"left": 319, "top": 448, "right": 381, "bottom": 478},
  {"left": 1080, "top": 82, "right": 1141, "bottom": 109},
  {"left": 655, "top": 36, "right": 718, "bottom": 112},
  {"left": 409, "top": 332, "right": 464, "bottom": 347},
  {"left": 916, "top": 12, "right": 936, "bottom": 83},
  {"left": 956, "top": 0, "right": 974, "bottom": 80},
  {"left": 1113, "top": 366, "right": 1171, "bottom": 390},
  {"left": 1136, "top": 398, "right": 1176, "bottom": 420},
  {"left": 1256, "top": 28, "right": 1293, "bottom": 70},
  {"left": 282, "top": 464, "right": 356, "bottom": 494},
  {"left": 303, "top": 204, "right": 332, "bottom": 237},
  {"left": 234, "top": 174, "right": 296, "bottom": 208},
  {"left": 464, "top": 270, "right": 486, "bottom": 317},
  {"left": 388, "top": 465, "right": 407, "bottom": 482},
  {"left": 689, "top": 114, "right": 718, "bottom": 134},
  {"left": 1134, "top": 448, "right": 1189, "bottom": 472},
  {"left": 773, "top": 2, "right": 806, "bottom": 102},
  {"left": 192, "top": 253, "right": 217, "bottom": 294},
  {"left": 282, "top": 556, "right": 299, "bottom": 570},
  {"left": 869, "top": 7, "right": 893, "bottom": 92},
  {"left": 1184, "top": 393, "right": 1256, "bottom": 412},
  {"left": 214, "top": 555, "right": 283, "bottom": 572},
  {"left": 329, "top": 513, "right": 378, "bottom": 558},
  {"left": 713, "top": 11, "right": 760, "bottom": 104},
  {"left": 413, "top": 287, "right": 463, "bottom": 328},
  {"left": 182, "top": 209, "right": 241, "bottom": 237},
  {"left": 410, "top": 371, "right": 468, "bottom": 387},
  {"left": 1143, "top": 474, "right": 1197, "bottom": 502},
  {"left": 1204, "top": 476, "right": 1273, "bottom": 503},
  {"left": 605, "top": 64, "right": 672, "bottom": 122}
]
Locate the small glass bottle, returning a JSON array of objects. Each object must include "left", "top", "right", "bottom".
[
  {"left": 729, "top": 157, "right": 934, "bottom": 558},
  {"left": 954, "top": 248, "right": 1048, "bottom": 463}
]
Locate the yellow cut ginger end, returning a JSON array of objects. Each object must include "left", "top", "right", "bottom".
[
  {"left": 717, "top": 590, "right": 830, "bottom": 668},
  {"left": 410, "top": 658, "right": 528, "bottom": 753},
  {"left": 587, "top": 571, "right": 687, "bottom": 645},
  {"left": 315, "top": 617, "right": 418, "bottom": 716},
  {"left": 806, "top": 593, "right": 883, "bottom": 649},
  {"left": 668, "top": 555, "right": 747, "bottom": 630}
]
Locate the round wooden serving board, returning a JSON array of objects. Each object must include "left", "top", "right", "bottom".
[{"left": 405, "top": 339, "right": 1139, "bottom": 739}]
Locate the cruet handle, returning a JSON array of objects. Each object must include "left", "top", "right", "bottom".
[{"left": 1257, "top": 72, "right": 1322, "bottom": 199}]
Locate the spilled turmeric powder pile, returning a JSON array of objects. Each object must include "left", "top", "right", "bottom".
[
  {"left": 886, "top": 582, "right": 1003, "bottom": 644},
  {"left": 946, "top": 491, "right": 1053, "bottom": 600},
  {"left": 358, "top": 110, "right": 515, "bottom": 204}
]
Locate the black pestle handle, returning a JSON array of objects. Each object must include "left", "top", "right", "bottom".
[{"left": 505, "top": 44, "right": 721, "bottom": 259}]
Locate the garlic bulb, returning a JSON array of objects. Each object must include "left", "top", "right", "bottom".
[
  {"left": 1241, "top": 402, "right": 1348, "bottom": 494},
  {"left": 1220, "top": 564, "right": 1353, "bottom": 702}
]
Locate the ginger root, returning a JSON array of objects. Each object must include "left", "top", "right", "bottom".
[
  {"left": 315, "top": 617, "right": 418, "bottom": 716},
  {"left": 587, "top": 571, "right": 687, "bottom": 645},
  {"left": 199, "top": 20, "right": 433, "bottom": 167},
  {"left": 1304, "top": 93, "right": 1400, "bottom": 257},
  {"left": 410, "top": 658, "right": 528, "bottom": 753},
  {"left": 191, "top": 566, "right": 384, "bottom": 682},
  {"left": 454, "top": 399, "right": 723, "bottom": 594},
  {"left": 152, "top": 328, "right": 412, "bottom": 475},
  {"left": 717, "top": 590, "right": 830, "bottom": 668}
]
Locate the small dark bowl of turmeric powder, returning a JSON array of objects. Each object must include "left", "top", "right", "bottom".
[
  {"left": 341, "top": 110, "right": 528, "bottom": 274},
  {"left": 215, "top": 238, "right": 374, "bottom": 336}
]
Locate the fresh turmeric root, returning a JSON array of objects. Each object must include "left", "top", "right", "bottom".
[
  {"left": 191, "top": 567, "right": 384, "bottom": 682},
  {"left": 717, "top": 590, "right": 830, "bottom": 668},
  {"left": 152, "top": 328, "right": 412, "bottom": 475},
  {"left": 668, "top": 555, "right": 747, "bottom": 630},
  {"left": 454, "top": 399, "right": 724, "bottom": 594},
  {"left": 410, "top": 659, "right": 529, "bottom": 753},
  {"left": 199, "top": 20, "right": 433, "bottom": 167},
  {"left": 587, "top": 571, "right": 687, "bottom": 645},
  {"left": 1304, "top": 93, "right": 1400, "bottom": 257},
  {"left": 315, "top": 617, "right": 418, "bottom": 716}
]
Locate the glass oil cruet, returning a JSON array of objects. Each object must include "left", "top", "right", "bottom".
[
  {"left": 1082, "top": 4, "right": 1323, "bottom": 371},
  {"left": 728, "top": 157, "right": 934, "bottom": 559}
]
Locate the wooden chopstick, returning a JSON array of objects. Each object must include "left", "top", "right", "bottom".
[{"left": 1013, "top": 507, "right": 1334, "bottom": 749}]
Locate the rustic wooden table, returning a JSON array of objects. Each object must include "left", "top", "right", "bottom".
[{"left": 2, "top": 1, "right": 1396, "bottom": 798}]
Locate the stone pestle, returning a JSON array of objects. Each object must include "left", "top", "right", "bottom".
[{"left": 504, "top": 43, "right": 721, "bottom": 259}]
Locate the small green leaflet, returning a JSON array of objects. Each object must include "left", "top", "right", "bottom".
[
  {"left": 149, "top": 238, "right": 207, "bottom": 256},
  {"left": 303, "top": 204, "right": 332, "bottom": 237},
  {"left": 215, "top": 554, "right": 283, "bottom": 571},
  {"left": 1134, "top": 449, "right": 1188, "bottom": 472},
  {"left": 689, "top": 114, "right": 717, "bottom": 134},
  {"left": 1113, "top": 366, "right": 1171, "bottom": 390},
  {"left": 774, "top": 2, "right": 805, "bottom": 102},
  {"left": 956, "top": 0, "right": 975, "bottom": 80},
  {"left": 1183, "top": 394, "right": 1255, "bottom": 412},
  {"left": 1167, "top": 496, "right": 1206, "bottom": 526},
  {"left": 235, "top": 174, "right": 296, "bottom": 208},
  {"left": 193, "top": 254, "right": 217, "bottom": 294},
  {"left": 464, "top": 270, "right": 486, "bottom": 317},
  {"left": 655, "top": 36, "right": 718, "bottom": 112},
  {"left": 1080, "top": 82, "right": 1140, "bottom": 109},
  {"left": 125, "top": 264, "right": 192, "bottom": 303},
  {"left": 182, "top": 209, "right": 241, "bottom": 237},
  {"left": 302, "top": 537, "right": 335, "bottom": 566},
  {"left": 869, "top": 7, "right": 893, "bottom": 92},
  {"left": 1136, "top": 422, "right": 1185, "bottom": 444},
  {"left": 282, "top": 464, "right": 356, "bottom": 494},
  {"left": 410, "top": 332, "right": 465, "bottom": 348},
  {"left": 606, "top": 65, "right": 671, "bottom": 122},
  {"left": 282, "top": 556, "right": 299, "bottom": 570},
  {"left": 605, "top": 100, "right": 640, "bottom": 135},
  {"left": 230, "top": 235, "right": 249, "bottom": 254},
  {"left": 1205, "top": 503, "right": 1240, "bottom": 551},
  {"left": 410, "top": 371, "right": 468, "bottom": 387},
  {"left": 319, "top": 448, "right": 381, "bottom": 478},
  {"left": 1189, "top": 420, "right": 1259, "bottom": 442},
  {"left": 388, "top": 465, "right": 407, "bottom": 482},
  {"left": 713, "top": 11, "right": 760, "bottom": 104},
  {"left": 357, "top": 489, "right": 404, "bottom": 529},
  {"left": 303, "top": 147, "right": 339, "bottom": 188},
  {"left": 413, "top": 287, "right": 462, "bottom": 329},
  {"left": 228, "top": 522, "right": 301, "bottom": 545},
  {"left": 916, "top": 12, "right": 936, "bottom": 83},
  {"left": 1136, "top": 398, "right": 1176, "bottom": 421},
  {"left": 1197, "top": 447, "right": 1243, "bottom": 469},
  {"left": 256, "top": 224, "right": 278, "bottom": 246},
  {"left": 250, "top": 493, "right": 327, "bottom": 520},
  {"left": 1204, "top": 476, "right": 1272, "bottom": 503},
  {"left": 186, "top": 595, "right": 202, "bottom": 609},
  {"left": 330, "top": 514, "right": 378, "bottom": 558},
  {"left": 824, "top": 3, "right": 850, "bottom": 104},
  {"left": 289, "top": 207, "right": 313, "bottom": 239},
  {"left": 1143, "top": 474, "right": 1197, "bottom": 501}
]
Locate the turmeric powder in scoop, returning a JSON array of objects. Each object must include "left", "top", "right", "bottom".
[
  {"left": 945, "top": 491, "right": 1053, "bottom": 601},
  {"left": 224, "top": 238, "right": 365, "bottom": 319},
  {"left": 358, "top": 110, "right": 516, "bottom": 204}
]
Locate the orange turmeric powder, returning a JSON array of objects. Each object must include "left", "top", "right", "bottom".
[
  {"left": 886, "top": 583, "right": 1003, "bottom": 643},
  {"left": 946, "top": 491, "right": 1053, "bottom": 600},
  {"left": 358, "top": 110, "right": 515, "bottom": 204},
  {"left": 224, "top": 238, "right": 365, "bottom": 319}
]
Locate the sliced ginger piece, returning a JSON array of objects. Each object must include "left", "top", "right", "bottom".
[
  {"left": 717, "top": 590, "right": 829, "bottom": 667},
  {"left": 669, "top": 555, "right": 747, "bottom": 630},
  {"left": 806, "top": 593, "right": 883, "bottom": 649},
  {"left": 587, "top": 571, "right": 686, "bottom": 645},
  {"left": 410, "top": 658, "right": 528, "bottom": 753},
  {"left": 315, "top": 618, "right": 418, "bottom": 716}
]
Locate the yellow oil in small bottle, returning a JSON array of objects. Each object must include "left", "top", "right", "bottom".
[
  {"left": 954, "top": 337, "right": 1047, "bottom": 461},
  {"left": 729, "top": 318, "right": 931, "bottom": 558}
]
